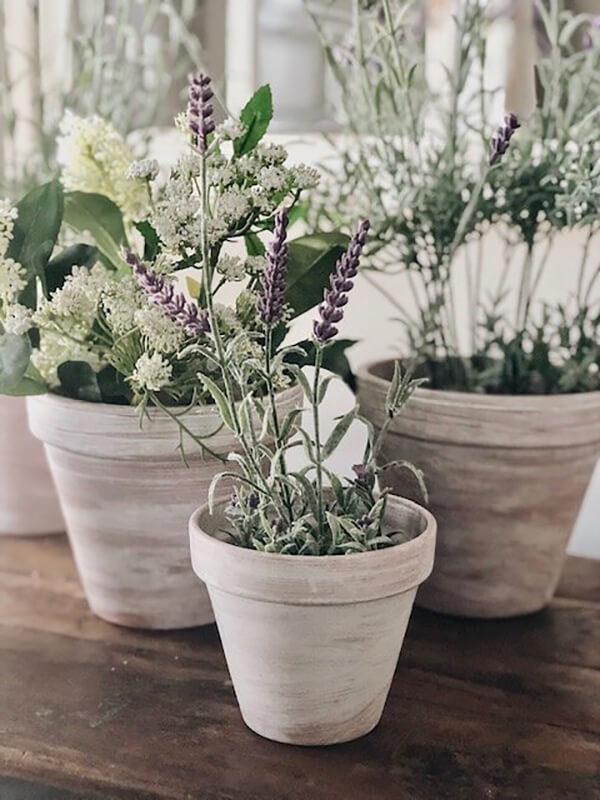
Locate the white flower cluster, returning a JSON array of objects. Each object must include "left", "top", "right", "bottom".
[
  {"left": 134, "top": 306, "right": 184, "bottom": 354},
  {"left": 58, "top": 112, "right": 148, "bottom": 219},
  {"left": 216, "top": 254, "right": 246, "bottom": 281},
  {"left": 3, "top": 304, "right": 33, "bottom": 335},
  {"left": 0, "top": 199, "right": 26, "bottom": 305},
  {"left": 131, "top": 352, "right": 172, "bottom": 392},
  {"left": 127, "top": 158, "right": 160, "bottom": 181}
]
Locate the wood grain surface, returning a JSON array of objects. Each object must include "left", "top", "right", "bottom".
[{"left": 0, "top": 534, "right": 598, "bottom": 799}]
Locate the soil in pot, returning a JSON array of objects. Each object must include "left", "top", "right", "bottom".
[
  {"left": 189, "top": 494, "right": 436, "bottom": 745},
  {"left": 27, "top": 386, "right": 300, "bottom": 630},
  {"left": 358, "top": 359, "right": 600, "bottom": 618}
]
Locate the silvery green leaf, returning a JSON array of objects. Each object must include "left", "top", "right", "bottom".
[
  {"left": 317, "top": 374, "right": 336, "bottom": 405},
  {"left": 289, "top": 471, "right": 319, "bottom": 517},
  {"left": 322, "top": 406, "right": 358, "bottom": 460},
  {"left": 279, "top": 408, "right": 302, "bottom": 443},
  {"left": 238, "top": 394, "right": 253, "bottom": 435},
  {"left": 198, "top": 372, "right": 235, "bottom": 432},
  {"left": 286, "top": 364, "right": 313, "bottom": 401},
  {"left": 378, "top": 459, "right": 428, "bottom": 502},
  {"left": 296, "top": 428, "right": 316, "bottom": 463},
  {"left": 326, "top": 511, "right": 342, "bottom": 551}
]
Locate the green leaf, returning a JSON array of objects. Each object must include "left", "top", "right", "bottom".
[
  {"left": 0, "top": 333, "right": 32, "bottom": 392},
  {"left": 234, "top": 84, "right": 273, "bottom": 156},
  {"left": 57, "top": 361, "right": 102, "bottom": 402},
  {"left": 46, "top": 244, "right": 98, "bottom": 294},
  {"left": 134, "top": 220, "right": 160, "bottom": 260},
  {"left": 286, "top": 232, "right": 348, "bottom": 318},
  {"left": 186, "top": 276, "right": 202, "bottom": 300},
  {"left": 244, "top": 232, "right": 265, "bottom": 257},
  {"left": 198, "top": 372, "right": 235, "bottom": 431},
  {"left": 63, "top": 192, "right": 127, "bottom": 268},
  {"left": 322, "top": 406, "right": 358, "bottom": 460},
  {"left": 7, "top": 180, "right": 64, "bottom": 308},
  {"left": 287, "top": 339, "right": 357, "bottom": 391},
  {"left": 97, "top": 365, "right": 131, "bottom": 404},
  {"left": 1, "top": 375, "right": 47, "bottom": 396}
]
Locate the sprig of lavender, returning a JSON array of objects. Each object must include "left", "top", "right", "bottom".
[
  {"left": 258, "top": 208, "right": 289, "bottom": 325},
  {"left": 313, "top": 220, "right": 370, "bottom": 343},
  {"left": 188, "top": 71, "right": 215, "bottom": 151},
  {"left": 126, "top": 250, "right": 209, "bottom": 336},
  {"left": 488, "top": 113, "right": 520, "bottom": 166}
]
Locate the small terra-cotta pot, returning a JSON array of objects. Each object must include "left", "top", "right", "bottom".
[
  {"left": 0, "top": 396, "right": 63, "bottom": 536},
  {"left": 189, "top": 495, "right": 436, "bottom": 745},
  {"left": 27, "top": 387, "right": 300, "bottom": 630},
  {"left": 358, "top": 360, "right": 600, "bottom": 619}
]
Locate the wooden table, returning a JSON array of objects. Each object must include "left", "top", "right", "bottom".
[{"left": 0, "top": 535, "right": 598, "bottom": 800}]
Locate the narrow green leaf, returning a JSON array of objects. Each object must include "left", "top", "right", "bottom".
[
  {"left": 198, "top": 372, "right": 235, "bottom": 431},
  {"left": 322, "top": 406, "right": 358, "bottom": 460}
]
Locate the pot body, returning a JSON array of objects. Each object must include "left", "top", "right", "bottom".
[
  {"left": 189, "top": 495, "right": 436, "bottom": 745},
  {"left": 0, "top": 396, "right": 63, "bottom": 535},
  {"left": 358, "top": 360, "right": 600, "bottom": 618},
  {"left": 27, "top": 387, "right": 300, "bottom": 629}
]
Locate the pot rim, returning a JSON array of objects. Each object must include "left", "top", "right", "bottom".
[
  {"left": 189, "top": 494, "right": 436, "bottom": 605},
  {"left": 27, "top": 382, "right": 301, "bottom": 421},
  {"left": 358, "top": 359, "right": 600, "bottom": 411}
]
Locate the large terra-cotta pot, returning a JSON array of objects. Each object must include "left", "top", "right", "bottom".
[
  {"left": 358, "top": 360, "right": 600, "bottom": 618},
  {"left": 27, "top": 386, "right": 300, "bottom": 630},
  {"left": 0, "top": 396, "right": 63, "bottom": 535},
  {"left": 189, "top": 495, "right": 436, "bottom": 745}
]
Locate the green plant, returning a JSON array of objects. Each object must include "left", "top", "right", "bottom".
[{"left": 309, "top": 0, "right": 600, "bottom": 394}]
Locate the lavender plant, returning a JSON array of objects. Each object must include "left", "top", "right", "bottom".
[
  {"left": 309, "top": 0, "right": 600, "bottom": 394},
  {"left": 195, "top": 213, "right": 425, "bottom": 554}
]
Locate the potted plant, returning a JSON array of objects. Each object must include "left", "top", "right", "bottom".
[
  {"left": 0, "top": 73, "right": 349, "bottom": 629},
  {"left": 312, "top": 1, "right": 600, "bottom": 617},
  {"left": 189, "top": 210, "right": 436, "bottom": 745}
]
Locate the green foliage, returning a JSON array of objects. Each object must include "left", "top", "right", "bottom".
[
  {"left": 46, "top": 244, "right": 98, "bottom": 294},
  {"left": 285, "top": 233, "right": 348, "bottom": 317},
  {"left": 7, "top": 180, "right": 64, "bottom": 308},
  {"left": 63, "top": 192, "right": 127, "bottom": 268},
  {"left": 234, "top": 85, "right": 274, "bottom": 156},
  {"left": 310, "top": 0, "right": 600, "bottom": 396}
]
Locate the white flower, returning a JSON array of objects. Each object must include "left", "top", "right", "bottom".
[
  {"left": 219, "top": 187, "right": 250, "bottom": 222},
  {"left": 58, "top": 112, "right": 147, "bottom": 219},
  {"left": 255, "top": 143, "right": 287, "bottom": 165},
  {"left": 216, "top": 254, "right": 246, "bottom": 281},
  {"left": 102, "top": 275, "right": 140, "bottom": 335},
  {"left": 35, "top": 264, "right": 110, "bottom": 331},
  {"left": 291, "top": 164, "right": 320, "bottom": 190},
  {"left": 127, "top": 158, "right": 159, "bottom": 181},
  {"left": 134, "top": 306, "right": 183, "bottom": 353},
  {"left": 177, "top": 154, "right": 202, "bottom": 180},
  {"left": 0, "top": 199, "right": 18, "bottom": 259},
  {"left": 0, "top": 258, "right": 26, "bottom": 303},
  {"left": 216, "top": 119, "right": 247, "bottom": 140},
  {"left": 258, "top": 166, "right": 288, "bottom": 192},
  {"left": 3, "top": 304, "right": 33, "bottom": 335},
  {"left": 131, "top": 352, "right": 172, "bottom": 392}
]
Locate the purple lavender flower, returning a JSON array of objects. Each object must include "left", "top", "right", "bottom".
[
  {"left": 313, "top": 220, "right": 370, "bottom": 343},
  {"left": 187, "top": 71, "right": 215, "bottom": 151},
  {"left": 125, "top": 250, "right": 210, "bottom": 337},
  {"left": 488, "top": 112, "right": 520, "bottom": 166},
  {"left": 258, "top": 208, "right": 289, "bottom": 325}
]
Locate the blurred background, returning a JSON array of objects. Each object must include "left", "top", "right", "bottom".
[{"left": 1, "top": 0, "right": 598, "bottom": 554}]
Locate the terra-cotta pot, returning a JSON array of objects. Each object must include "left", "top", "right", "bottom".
[
  {"left": 27, "top": 386, "right": 300, "bottom": 629},
  {"left": 0, "top": 396, "right": 63, "bottom": 535},
  {"left": 358, "top": 360, "right": 600, "bottom": 618},
  {"left": 189, "top": 494, "right": 436, "bottom": 745}
]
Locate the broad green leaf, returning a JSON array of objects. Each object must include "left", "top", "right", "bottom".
[
  {"left": 134, "top": 220, "right": 160, "bottom": 260},
  {"left": 198, "top": 372, "right": 235, "bottom": 431},
  {"left": 322, "top": 406, "right": 358, "bottom": 460},
  {"left": 186, "top": 276, "right": 202, "bottom": 300},
  {"left": 63, "top": 192, "right": 127, "bottom": 268},
  {"left": 46, "top": 244, "right": 98, "bottom": 294},
  {"left": 286, "top": 232, "right": 348, "bottom": 318},
  {"left": 7, "top": 180, "right": 64, "bottom": 308},
  {"left": 57, "top": 361, "right": 102, "bottom": 402},
  {"left": 234, "top": 84, "right": 273, "bottom": 156},
  {"left": 1, "top": 375, "right": 47, "bottom": 396},
  {"left": 0, "top": 333, "right": 31, "bottom": 392},
  {"left": 97, "top": 365, "right": 131, "bottom": 404}
]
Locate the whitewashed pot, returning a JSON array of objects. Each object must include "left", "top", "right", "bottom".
[
  {"left": 27, "top": 387, "right": 300, "bottom": 630},
  {"left": 358, "top": 360, "right": 600, "bottom": 619},
  {"left": 189, "top": 495, "right": 436, "bottom": 745},
  {"left": 0, "top": 396, "right": 63, "bottom": 536}
]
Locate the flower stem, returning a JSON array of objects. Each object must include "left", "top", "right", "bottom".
[{"left": 312, "top": 344, "right": 325, "bottom": 536}]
